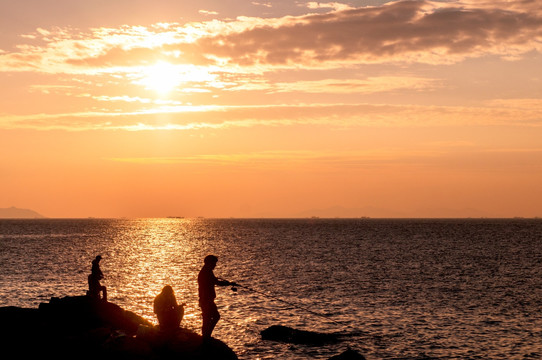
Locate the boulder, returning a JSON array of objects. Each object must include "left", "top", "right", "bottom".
[
  {"left": 0, "top": 296, "right": 238, "bottom": 360},
  {"left": 261, "top": 324, "right": 340, "bottom": 345},
  {"left": 38, "top": 295, "right": 151, "bottom": 334}
]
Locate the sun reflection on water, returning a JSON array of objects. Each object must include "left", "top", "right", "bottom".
[
  {"left": 2, "top": 218, "right": 542, "bottom": 360},
  {"left": 103, "top": 219, "right": 200, "bottom": 326}
]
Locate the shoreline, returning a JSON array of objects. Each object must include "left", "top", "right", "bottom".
[{"left": 1, "top": 295, "right": 238, "bottom": 360}]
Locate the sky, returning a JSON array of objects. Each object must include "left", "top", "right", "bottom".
[{"left": 1, "top": 0, "right": 541, "bottom": 218}]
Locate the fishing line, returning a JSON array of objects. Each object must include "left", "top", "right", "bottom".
[{"left": 229, "top": 281, "right": 345, "bottom": 327}]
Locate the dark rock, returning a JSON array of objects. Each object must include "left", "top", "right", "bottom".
[
  {"left": 38, "top": 295, "right": 151, "bottom": 335},
  {"left": 261, "top": 324, "right": 340, "bottom": 345},
  {"left": 328, "top": 348, "right": 367, "bottom": 360},
  {"left": 1, "top": 295, "right": 238, "bottom": 360}
]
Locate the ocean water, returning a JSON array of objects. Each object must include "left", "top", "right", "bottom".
[{"left": 0, "top": 218, "right": 541, "bottom": 359}]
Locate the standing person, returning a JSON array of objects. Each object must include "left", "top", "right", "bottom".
[
  {"left": 154, "top": 285, "right": 185, "bottom": 334},
  {"left": 88, "top": 255, "right": 107, "bottom": 301},
  {"left": 198, "top": 255, "right": 233, "bottom": 341}
]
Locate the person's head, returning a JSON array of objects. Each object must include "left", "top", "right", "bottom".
[
  {"left": 95, "top": 255, "right": 102, "bottom": 262},
  {"left": 204, "top": 255, "right": 218, "bottom": 268},
  {"left": 161, "top": 285, "right": 174, "bottom": 296}
]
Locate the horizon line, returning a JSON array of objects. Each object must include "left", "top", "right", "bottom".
[{"left": 1, "top": 216, "right": 540, "bottom": 220}]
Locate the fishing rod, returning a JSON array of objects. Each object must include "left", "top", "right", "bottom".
[{"left": 225, "top": 280, "right": 344, "bottom": 327}]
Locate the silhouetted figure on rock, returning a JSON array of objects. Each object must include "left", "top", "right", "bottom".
[
  {"left": 198, "top": 255, "right": 234, "bottom": 341},
  {"left": 154, "top": 285, "right": 184, "bottom": 333},
  {"left": 87, "top": 255, "right": 107, "bottom": 301}
]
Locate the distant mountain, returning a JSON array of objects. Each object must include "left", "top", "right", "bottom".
[{"left": 0, "top": 207, "right": 45, "bottom": 219}]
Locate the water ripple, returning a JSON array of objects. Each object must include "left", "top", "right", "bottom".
[{"left": 1, "top": 218, "right": 541, "bottom": 359}]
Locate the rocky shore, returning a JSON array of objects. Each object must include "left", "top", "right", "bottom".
[
  {"left": 0, "top": 295, "right": 237, "bottom": 360},
  {"left": 1, "top": 295, "right": 367, "bottom": 360}
]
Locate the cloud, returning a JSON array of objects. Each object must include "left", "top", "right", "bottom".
[
  {"left": 461, "top": 0, "right": 542, "bottom": 14},
  {"left": 2, "top": 100, "right": 542, "bottom": 131},
  {"left": 195, "top": 0, "right": 542, "bottom": 66},
  {"left": 199, "top": 10, "right": 219, "bottom": 16},
  {"left": 1, "top": 0, "right": 541, "bottom": 77},
  {"left": 252, "top": 2, "right": 272, "bottom": 8},
  {"left": 305, "top": 2, "right": 354, "bottom": 11},
  {"left": 0, "top": 23, "right": 197, "bottom": 73},
  {"left": 228, "top": 76, "right": 439, "bottom": 94},
  {"left": 104, "top": 149, "right": 441, "bottom": 168},
  {"left": 108, "top": 150, "right": 329, "bottom": 165},
  {"left": 485, "top": 98, "right": 542, "bottom": 109},
  {"left": 91, "top": 95, "right": 182, "bottom": 105},
  {"left": 105, "top": 147, "right": 542, "bottom": 175},
  {"left": 29, "top": 84, "right": 76, "bottom": 94}
]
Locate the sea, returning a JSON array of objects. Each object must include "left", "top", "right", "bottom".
[{"left": 0, "top": 218, "right": 541, "bottom": 359}]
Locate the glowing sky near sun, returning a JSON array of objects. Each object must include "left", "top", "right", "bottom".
[{"left": 1, "top": 0, "right": 541, "bottom": 218}]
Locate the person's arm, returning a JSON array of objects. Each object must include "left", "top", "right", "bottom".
[{"left": 216, "top": 277, "right": 232, "bottom": 286}]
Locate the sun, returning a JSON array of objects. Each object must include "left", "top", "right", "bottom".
[
  {"left": 138, "top": 61, "right": 183, "bottom": 94},
  {"left": 134, "top": 61, "right": 217, "bottom": 95}
]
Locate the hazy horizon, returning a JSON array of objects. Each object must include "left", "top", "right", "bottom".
[
  {"left": 1, "top": 205, "right": 540, "bottom": 220},
  {"left": 2, "top": 1, "right": 542, "bottom": 218}
]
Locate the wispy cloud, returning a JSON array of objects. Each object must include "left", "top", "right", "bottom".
[
  {"left": 106, "top": 147, "right": 542, "bottom": 174},
  {"left": 485, "top": 98, "right": 542, "bottom": 109},
  {"left": 305, "top": 2, "right": 354, "bottom": 11},
  {"left": 105, "top": 149, "right": 438, "bottom": 168},
  {"left": 2, "top": 101, "right": 542, "bottom": 131},
  {"left": 91, "top": 95, "right": 182, "bottom": 105},
  {"left": 199, "top": 9, "right": 219, "bottom": 16},
  {"left": 252, "top": 2, "right": 272, "bottom": 8},
  {"left": 228, "top": 76, "right": 439, "bottom": 94}
]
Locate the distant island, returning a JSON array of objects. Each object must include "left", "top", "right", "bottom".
[{"left": 0, "top": 206, "right": 45, "bottom": 219}]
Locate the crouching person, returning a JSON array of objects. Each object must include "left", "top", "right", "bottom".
[{"left": 154, "top": 285, "right": 184, "bottom": 334}]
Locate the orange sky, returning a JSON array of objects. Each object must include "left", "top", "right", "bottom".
[{"left": 1, "top": 0, "right": 541, "bottom": 218}]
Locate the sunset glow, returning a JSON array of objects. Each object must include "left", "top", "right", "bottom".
[
  {"left": 137, "top": 62, "right": 184, "bottom": 94},
  {"left": 135, "top": 62, "right": 217, "bottom": 94},
  {"left": 1, "top": 0, "right": 542, "bottom": 218}
]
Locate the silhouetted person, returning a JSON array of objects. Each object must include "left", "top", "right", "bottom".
[
  {"left": 87, "top": 255, "right": 107, "bottom": 301},
  {"left": 198, "top": 255, "right": 233, "bottom": 341},
  {"left": 154, "top": 285, "right": 184, "bottom": 333}
]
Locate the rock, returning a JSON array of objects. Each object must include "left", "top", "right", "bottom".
[
  {"left": 38, "top": 295, "right": 152, "bottom": 335},
  {"left": 328, "top": 348, "right": 367, "bottom": 360},
  {"left": 1, "top": 295, "right": 238, "bottom": 360},
  {"left": 261, "top": 325, "right": 340, "bottom": 345}
]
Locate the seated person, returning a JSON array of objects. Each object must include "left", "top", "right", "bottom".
[
  {"left": 87, "top": 255, "right": 107, "bottom": 301},
  {"left": 154, "top": 285, "right": 184, "bottom": 333}
]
